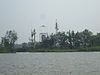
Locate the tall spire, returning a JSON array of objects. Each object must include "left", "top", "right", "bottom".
[
  {"left": 31, "top": 29, "right": 33, "bottom": 43},
  {"left": 31, "top": 29, "right": 36, "bottom": 48},
  {"left": 33, "top": 29, "right": 36, "bottom": 43},
  {"left": 55, "top": 19, "right": 59, "bottom": 34}
]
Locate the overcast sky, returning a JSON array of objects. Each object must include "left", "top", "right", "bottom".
[{"left": 0, "top": 0, "right": 100, "bottom": 44}]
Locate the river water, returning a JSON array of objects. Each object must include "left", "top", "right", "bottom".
[{"left": 0, "top": 52, "right": 100, "bottom": 75}]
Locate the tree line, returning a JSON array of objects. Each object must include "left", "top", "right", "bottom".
[
  {"left": 40, "top": 29, "right": 100, "bottom": 49},
  {"left": 0, "top": 29, "right": 100, "bottom": 52}
]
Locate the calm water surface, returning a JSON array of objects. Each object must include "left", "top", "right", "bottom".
[{"left": 0, "top": 52, "right": 100, "bottom": 75}]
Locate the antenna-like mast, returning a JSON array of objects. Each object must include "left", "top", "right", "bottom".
[{"left": 55, "top": 19, "right": 59, "bottom": 34}]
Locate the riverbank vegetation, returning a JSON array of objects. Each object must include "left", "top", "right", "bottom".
[{"left": 0, "top": 29, "right": 100, "bottom": 52}]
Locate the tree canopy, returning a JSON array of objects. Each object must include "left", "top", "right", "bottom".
[{"left": 1, "top": 30, "right": 18, "bottom": 49}]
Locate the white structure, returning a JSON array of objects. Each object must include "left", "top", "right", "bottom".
[{"left": 39, "top": 25, "right": 48, "bottom": 42}]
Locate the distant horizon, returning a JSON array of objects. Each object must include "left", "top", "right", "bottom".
[{"left": 0, "top": 27, "right": 100, "bottom": 44}]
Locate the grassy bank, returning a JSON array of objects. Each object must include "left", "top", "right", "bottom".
[
  {"left": 28, "top": 46, "right": 100, "bottom": 52},
  {"left": 0, "top": 46, "right": 100, "bottom": 53}
]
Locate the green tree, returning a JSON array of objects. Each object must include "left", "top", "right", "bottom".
[
  {"left": 81, "top": 29, "right": 93, "bottom": 47},
  {"left": 74, "top": 32, "right": 81, "bottom": 48},
  {"left": 1, "top": 30, "right": 18, "bottom": 49},
  {"left": 92, "top": 33, "right": 100, "bottom": 46},
  {"left": 67, "top": 30, "right": 73, "bottom": 48}
]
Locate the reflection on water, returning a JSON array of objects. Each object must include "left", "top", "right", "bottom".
[{"left": 0, "top": 52, "right": 100, "bottom": 75}]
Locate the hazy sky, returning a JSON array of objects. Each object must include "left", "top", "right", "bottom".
[{"left": 0, "top": 0, "right": 100, "bottom": 44}]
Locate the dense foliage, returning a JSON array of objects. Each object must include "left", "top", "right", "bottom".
[
  {"left": 0, "top": 30, "right": 18, "bottom": 52},
  {"left": 0, "top": 29, "right": 100, "bottom": 52},
  {"left": 40, "top": 29, "right": 100, "bottom": 49}
]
